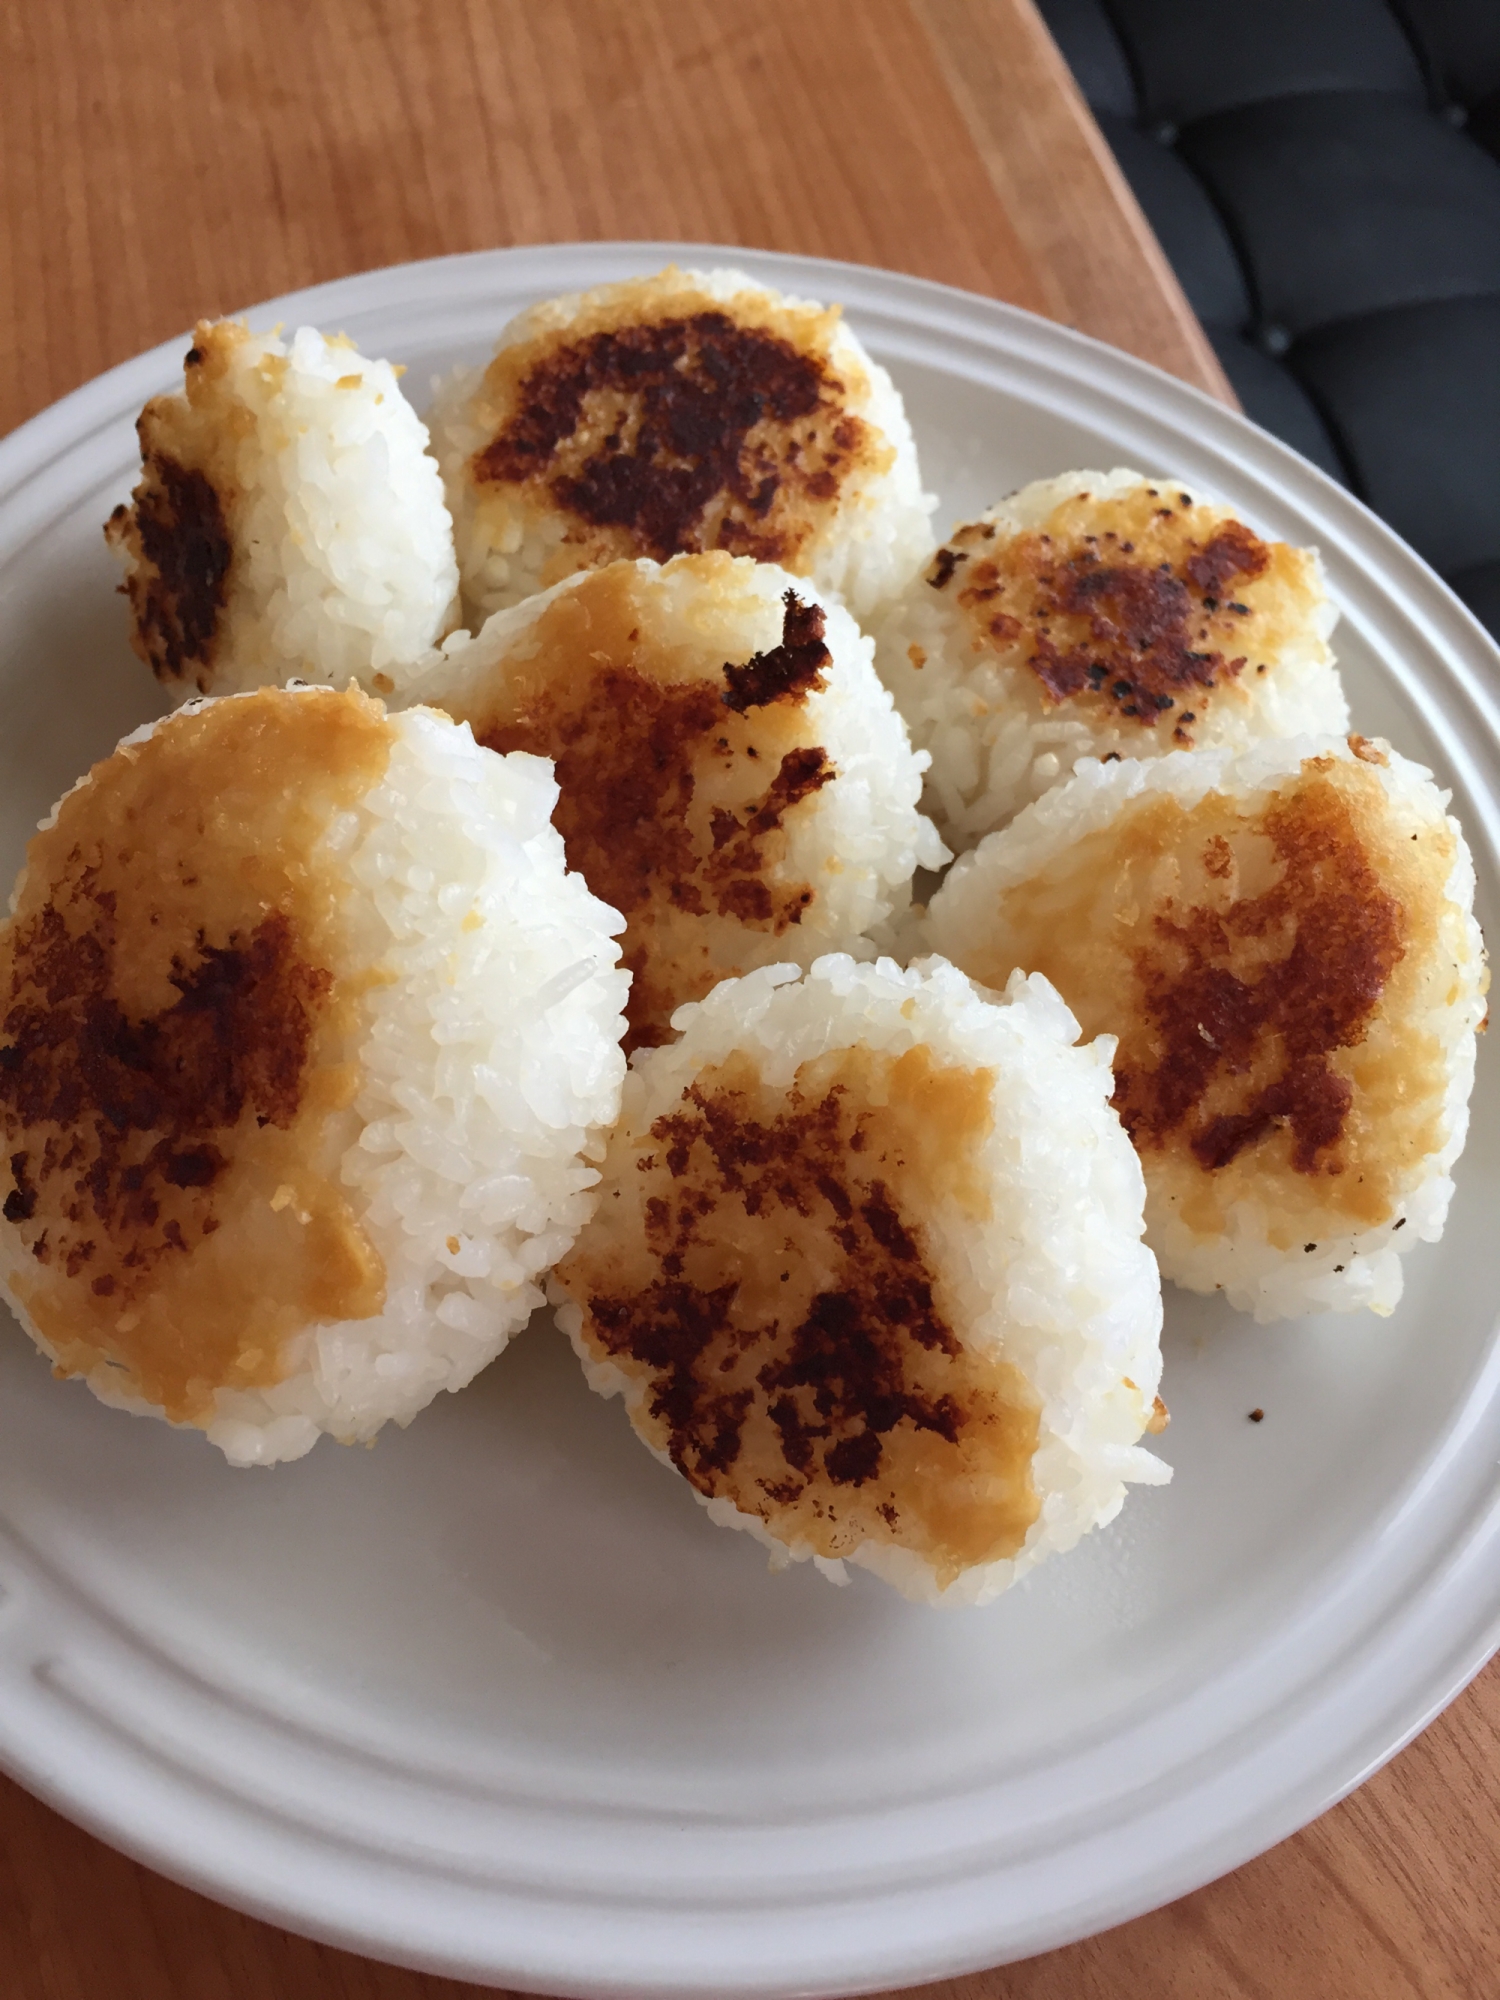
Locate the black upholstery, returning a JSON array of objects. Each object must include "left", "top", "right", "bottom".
[
  {"left": 1038, "top": 0, "right": 1136, "bottom": 116},
  {"left": 1037, "top": 0, "right": 1500, "bottom": 641},
  {"left": 1178, "top": 95, "right": 1500, "bottom": 336},
  {"left": 1293, "top": 299, "right": 1500, "bottom": 576},
  {"left": 1206, "top": 333, "right": 1350, "bottom": 486},
  {"left": 1397, "top": 1, "right": 1500, "bottom": 152},
  {"left": 1396, "top": 0, "right": 1500, "bottom": 111},
  {"left": 1447, "top": 560, "right": 1500, "bottom": 633},
  {"left": 1106, "top": 0, "right": 1426, "bottom": 126},
  {"left": 1094, "top": 114, "right": 1250, "bottom": 329}
]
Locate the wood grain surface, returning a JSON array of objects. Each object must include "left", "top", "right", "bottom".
[{"left": 0, "top": 1, "right": 1491, "bottom": 1995}]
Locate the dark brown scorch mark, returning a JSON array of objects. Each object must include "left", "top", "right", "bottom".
[
  {"left": 4, "top": 1150, "right": 37, "bottom": 1224},
  {"left": 477, "top": 595, "right": 834, "bottom": 1048},
  {"left": 721, "top": 591, "right": 830, "bottom": 710},
  {"left": 1184, "top": 521, "right": 1268, "bottom": 597},
  {"left": 707, "top": 747, "right": 832, "bottom": 925},
  {"left": 588, "top": 1076, "right": 963, "bottom": 1499},
  {"left": 1112, "top": 778, "right": 1407, "bottom": 1175},
  {"left": 0, "top": 890, "right": 328, "bottom": 1280},
  {"left": 474, "top": 313, "right": 864, "bottom": 563},
  {"left": 945, "top": 519, "right": 1272, "bottom": 743},
  {"left": 108, "top": 453, "right": 233, "bottom": 684}
]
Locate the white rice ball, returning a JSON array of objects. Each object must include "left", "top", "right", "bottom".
[
  {"left": 402, "top": 552, "right": 948, "bottom": 1050},
  {"left": 106, "top": 320, "right": 461, "bottom": 701},
  {"left": 425, "top": 265, "right": 934, "bottom": 628},
  {"left": 550, "top": 954, "right": 1168, "bottom": 1608},
  {"left": 876, "top": 469, "right": 1348, "bottom": 852},
  {"left": 925, "top": 734, "right": 1487, "bottom": 1320},
  {"left": 0, "top": 683, "right": 628, "bottom": 1464}
]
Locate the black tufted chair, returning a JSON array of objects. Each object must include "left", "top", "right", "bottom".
[{"left": 1035, "top": 0, "right": 1500, "bottom": 640}]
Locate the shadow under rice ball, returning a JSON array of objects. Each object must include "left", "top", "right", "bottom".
[{"left": 551, "top": 955, "right": 1167, "bottom": 1607}]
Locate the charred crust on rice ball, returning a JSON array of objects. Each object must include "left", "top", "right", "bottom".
[
  {"left": 1111, "top": 775, "right": 1408, "bottom": 1175},
  {"left": 0, "top": 686, "right": 395, "bottom": 1422},
  {"left": 475, "top": 589, "right": 835, "bottom": 1049},
  {"left": 105, "top": 452, "right": 233, "bottom": 686},
  {"left": 936, "top": 743, "right": 1472, "bottom": 1282},
  {"left": 578, "top": 1047, "right": 1040, "bottom": 1569},
  {"left": 0, "top": 897, "right": 326, "bottom": 1288},
  {"left": 936, "top": 501, "right": 1281, "bottom": 745},
  {"left": 721, "top": 591, "right": 830, "bottom": 710},
  {"left": 473, "top": 312, "right": 875, "bottom": 566}
]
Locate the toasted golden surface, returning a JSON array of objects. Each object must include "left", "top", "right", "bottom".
[
  {"left": 0, "top": 685, "right": 391, "bottom": 1420},
  {"left": 926, "top": 481, "right": 1321, "bottom": 744},
  {"left": 467, "top": 270, "right": 891, "bottom": 582},
  {"left": 953, "top": 755, "right": 1455, "bottom": 1244},
  {"left": 556, "top": 1044, "right": 1041, "bottom": 1584},
  {"left": 445, "top": 559, "right": 838, "bottom": 1049},
  {"left": 104, "top": 320, "right": 257, "bottom": 692}
]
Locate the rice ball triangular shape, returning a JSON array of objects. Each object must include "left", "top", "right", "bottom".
[
  {"left": 550, "top": 954, "right": 1168, "bottom": 1607},
  {"left": 875, "top": 469, "right": 1349, "bottom": 852},
  {"left": 425, "top": 266, "right": 934, "bottom": 627},
  {"left": 106, "top": 320, "right": 461, "bottom": 701},
  {"left": 0, "top": 684, "right": 628, "bottom": 1464},
  {"left": 405, "top": 552, "right": 948, "bottom": 1051},
  {"left": 925, "top": 734, "right": 1487, "bottom": 1320}
]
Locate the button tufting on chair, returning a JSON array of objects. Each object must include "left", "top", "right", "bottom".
[{"left": 1038, "top": 0, "right": 1500, "bottom": 642}]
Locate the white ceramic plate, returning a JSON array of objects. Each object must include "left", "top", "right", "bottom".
[{"left": 2, "top": 243, "right": 1499, "bottom": 2000}]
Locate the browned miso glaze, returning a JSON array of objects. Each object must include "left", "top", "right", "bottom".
[
  {"left": 558, "top": 1045, "right": 1041, "bottom": 1585},
  {"left": 470, "top": 277, "right": 893, "bottom": 574},
  {"left": 1113, "top": 780, "right": 1406, "bottom": 1174},
  {"left": 925, "top": 484, "right": 1317, "bottom": 744},
  {"left": 0, "top": 686, "right": 392, "bottom": 1419},
  {"left": 106, "top": 454, "right": 233, "bottom": 685},
  {"left": 450, "top": 562, "right": 839, "bottom": 1050},
  {"left": 104, "top": 323, "right": 250, "bottom": 694},
  {"left": 955, "top": 754, "right": 1455, "bottom": 1243}
]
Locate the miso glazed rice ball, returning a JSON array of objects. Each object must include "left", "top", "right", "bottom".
[
  {"left": 426, "top": 265, "right": 934, "bottom": 627},
  {"left": 876, "top": 469, "right": 1348, "bottom": 852},
  {"left": 105, "top": 320, "right": 460, "bottom": 701},
  {"left": 551, "top": 955, "right": 1169, "bottom": 1607},
  {"left": 925, "top": 735, "right": 1487, "bottom": 1320},
  {"left": 0, "top": 684, "right": 628, "bottom": 1465},
  {"left": 405, "top": 552, "right": 947, "bottom": 1050}
]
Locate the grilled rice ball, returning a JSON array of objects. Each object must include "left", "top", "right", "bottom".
[
  {"left": 0, "top": 683, "right": 627, "bottom": 1462},
  {"left": 925, "top": 734, "right": 1486, "bottom": 1320},
  {"left": 106, "top": 319, "right": 460, "bottom": 701},
  {"left": 426, "top": 265, "right": 934, "bottom": 627},
  {"left": 405, "top": 552, "right": 946, "bottom": 1051},
  {"left": 876, "top": 469, "right": 1348, "bottom": 852},
  {"left": 551, "top": 954, "right": 1168, "bottom": 1607}
]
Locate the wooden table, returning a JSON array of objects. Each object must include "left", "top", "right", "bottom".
[{"left": 1, "top": 2, "right": 1495, "bottom": 1994}]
